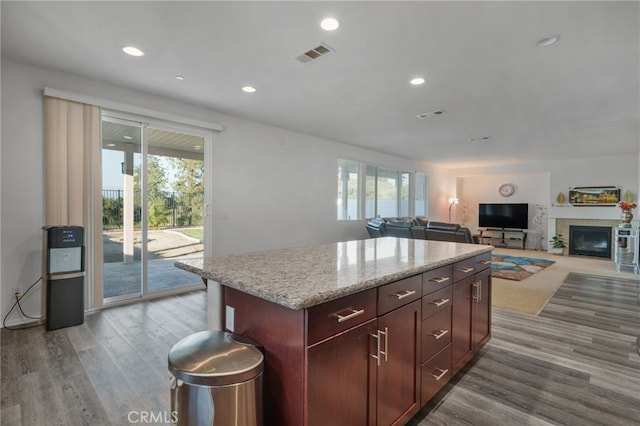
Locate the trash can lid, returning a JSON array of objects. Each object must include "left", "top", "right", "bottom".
[{"left": 168, "top": 331, "right": 263, "bottom": 386}]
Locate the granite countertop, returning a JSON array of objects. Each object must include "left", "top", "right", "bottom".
[{"left": 175, "top": 237, "right": 492, "bottom": 310}]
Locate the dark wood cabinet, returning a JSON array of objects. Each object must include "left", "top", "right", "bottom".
[
  {"left": 222, "top": 252, "right": 491, "bottom": 425},
  {"left": 420, "top": 264, "right": 453, "bottom": 405},
  {"left": 451, "top": 254, "right": 492, "bottom": 376},
  {"left": 451, "top": 276, "right": 475, "bottom": 374},
  {"left": 307, "top": 319, "right": 377, "bottom": 426},
  {"left": 376, "top": 299, "right": 421, "bottom": 425}
]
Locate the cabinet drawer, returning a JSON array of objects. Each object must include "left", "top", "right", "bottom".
[
  {"left": 306, "top": 288, "right": 377, "bottom": 345},
  {"left": 421, "top": 286, "right": 452, "bottom": 320},
  {"left": 422, "top": 265, "right": 453, "bottom": 295},
  {"left": 474, "top": 252, "right": 492, "bottom": 272},
  {"left": 421, "top": 344, "right": 452, "bottom": 406},
  {"left": 453, "top": 257, "right": 477, "bottom": 282},
  {"left": 421, "top": 306, "right": 451, "bottom": 362},
  {"left": 378, "top": 274, "right": 422, "bottom": 315}
]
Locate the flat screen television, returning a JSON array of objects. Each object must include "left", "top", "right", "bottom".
[{"left": 478, "top": 203, "right": 529, "bottom": 230}]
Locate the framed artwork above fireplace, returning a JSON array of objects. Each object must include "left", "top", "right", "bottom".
[{"left": 568, "top": 186, "right": 620, "bottom": 206}]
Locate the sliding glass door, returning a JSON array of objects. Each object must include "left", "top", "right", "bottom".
[{"left": 101, "top": 114, "right": 208, "bottom": 303}]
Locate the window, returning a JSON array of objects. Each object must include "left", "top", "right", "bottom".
[
  {"left": 337, "top": 159, "right": 360, "bottom": 220},
  {"left": 415, "top": 174, "right": 428, "bottom": 217},
  {"left": 338, "top": 159, "right": 427, "bottom": 220}
]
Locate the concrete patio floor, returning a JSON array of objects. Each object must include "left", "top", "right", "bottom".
[{"left": 103, "top": 229, "right": 204, "bottom": 298}]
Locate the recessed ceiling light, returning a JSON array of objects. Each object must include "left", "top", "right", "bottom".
[
  {"left": 320, "top": 17, "right": 340, "bottom": 31},
  {"left": 536, "top": 35, "right": 560, "bottom": 47},
  {"left": 175, "top": 75, "right": 185, "bottom": 81},
  {"left": 242, "top": 85, "right": 257, "bottom": 93},
  {"left": 410, "top": 77, "right": 425, "bottom": 86},
  {"left": 123, "top": 135, "right": 132, "bottom": 140},
  {"left": 122, "top": 45, "right": 145, "bottom": 57},
  {"left": 106, "top": 143, "right": 116, "bottom": 147}
]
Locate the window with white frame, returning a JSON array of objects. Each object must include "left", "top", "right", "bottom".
[
  {"left": 415, "top": 174, "right": 428, "bottom": 217},
  {"left": 337, "top": 159, "right": 426, "bottom": 221},
  {"left": 337, "top": 159, "right": 360, "bottom": 220}
]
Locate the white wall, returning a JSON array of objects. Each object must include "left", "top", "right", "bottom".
[
  {"left": 0, "top": 60, "right": 425, "bottom": 326},
  {"left": 441, "top": 156, "right": 639, "bottom": 249},
  {"left": 3, "top": 59, "right": 637, "bottom": 327}
]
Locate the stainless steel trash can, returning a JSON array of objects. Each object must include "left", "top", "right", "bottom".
[{"left": 168, "top": 331, "right": 264, "bottom": 426}]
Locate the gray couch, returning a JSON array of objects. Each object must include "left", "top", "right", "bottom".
[{"left": 366, "top": 218, "right": 474, "bottom": 244}]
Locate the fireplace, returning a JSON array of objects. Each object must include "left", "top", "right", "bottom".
[{"left": 569, "top": 225, "right": 612, "bottom": 258}]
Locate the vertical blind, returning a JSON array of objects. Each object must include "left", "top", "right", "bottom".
[{"left": 44, "top": 96, "right": 102, "bottom": 308}]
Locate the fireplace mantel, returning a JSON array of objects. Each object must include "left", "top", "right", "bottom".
[
  {"left": 548, "top": 206, "right": 623, "bottom": 221},
  {"left": 547, "top": 209, "right": 637, "bottom": 255}
]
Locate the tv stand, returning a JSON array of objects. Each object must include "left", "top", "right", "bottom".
[{"left": 480, "top": 228, "right": 527, "bottom": 250}]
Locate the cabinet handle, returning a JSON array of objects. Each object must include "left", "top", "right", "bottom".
[
  {"left": 431, "top": 329, "right": 449, "bottom": 340},
  {"left": 430, "top": 368, "right": 449, "bottom": 381},
  {"left": 393, "top": 289, "right": 416, "bottom": 300},
  {"left": 430, "top": 276, "right": 450, "bottom": 284},
  {"left": 472, "top": 281, "right": 482, "bottom": 302},
  {"left": 380, "top": 327, "right": 388, "bottom": 362},
  {"left": 480, "top": 260, "right": 491, "bottom": 265},
  {"left": 431, "top": 298, "right": 450, "bottom": 307},
  {"left": 370, "top": 331, "right": 381, "bottom": 366},
  {"left": 370, "top": 327, "right": 388, "bottom": 366},
  {"left": 336, "top": 308, "right": 364, "bottom": 323},
  {"left": 459, "top": 267, "right": 474, "bottom": 273}
]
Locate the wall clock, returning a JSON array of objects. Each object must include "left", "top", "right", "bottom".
[{"left": 499, "top": 183, "right": 515, "bottom": 197}]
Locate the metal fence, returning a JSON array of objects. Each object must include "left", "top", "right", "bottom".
[{"left": 102, "top": 189, "right": 203, "bottom": 230}]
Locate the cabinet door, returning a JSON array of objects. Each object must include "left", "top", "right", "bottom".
[
  {"left": 473, "top": 268, "right": 491, "bottom": 350},
  {"left": 307, "top": 319, "right": 377, "bottom": 426},
  {"left": 377, "top": 300, "right": 421, "bottom": 426},
  {"left": 451, "top": 276, "right": 474, "bottom": 376}
]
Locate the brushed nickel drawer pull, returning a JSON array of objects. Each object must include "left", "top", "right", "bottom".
[
  {"left": 370, "top": 330, "right": 381, "bottom": 366},
  {"left": 393, "top": 289, "right": 416, "bottom": 300},
  {"left": 472, "top": 281, "right": 482, "bottom": 302},
  {"left": 430, "top": 276, "right": 450, "bottom": 284},
  {"left": 459, "top": 267, "right": 474, "bottom": 273},
  {"left": 337, "top": 308, "right": 364, "bottom": 323},
  {"left": 480, "top": 260, "right": 491, "bottom": 265},
  {"left": 431, "top": 329, "right": 449, "bottom": 340},
  {"left": 431, "top": 298, "right": 450, "bottom": 307},
  {"left": 430, "top": 368, "right": 449, "bottom": 381},
  {"left": 380, "top": 327, "right": 388, "bottom": 362}
]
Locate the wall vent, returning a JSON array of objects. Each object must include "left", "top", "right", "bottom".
[{"left": 295, "top": 43, "right": 334, "bottom": 64}]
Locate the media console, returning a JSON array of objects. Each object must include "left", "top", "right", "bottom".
[{"left": 480, "top": 228, "right": 527, "bottom": 250}]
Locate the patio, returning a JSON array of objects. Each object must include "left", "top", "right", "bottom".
[{"left": 103, "top": 229, "right": 204, "bottom": 298}]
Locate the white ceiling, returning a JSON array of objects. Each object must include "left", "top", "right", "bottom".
[{"left": 2, "top": 1, "right": 638, "bottom": 168}]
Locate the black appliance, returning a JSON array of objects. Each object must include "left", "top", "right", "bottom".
[{"left": 43, "top": 225, "right": 85, "bottom": 330}]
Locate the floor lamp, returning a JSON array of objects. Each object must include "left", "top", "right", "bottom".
[{"left": 448, "top": 198, "right": 459, "bottom": 223}]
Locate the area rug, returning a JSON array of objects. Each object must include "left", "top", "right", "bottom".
[{"left": 491, "top": 253, "right": 556, "bottom": 281}]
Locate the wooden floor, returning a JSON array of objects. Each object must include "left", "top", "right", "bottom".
[
  {"left": 410, "top": 272, "right": 640, "bottom": 426},
  {"left": 2, "top": 272, "right": 639, "bottom": 425}
]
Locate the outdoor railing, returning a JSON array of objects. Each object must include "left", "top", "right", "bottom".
[{"left": 102, "top": 189, "right": 203, "bottom": 230}]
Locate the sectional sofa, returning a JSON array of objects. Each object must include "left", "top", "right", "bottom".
[{"left": 366, "top": 217, "right": 474, "bottom": 244}]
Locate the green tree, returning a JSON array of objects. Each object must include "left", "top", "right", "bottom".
[
  {"left": 171, "top": 158, "right": 204, "bottom": 227},
  {"left": 134, "top": 155, "right": 171, "bottom": 228}
]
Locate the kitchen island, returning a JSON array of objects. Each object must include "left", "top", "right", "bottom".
[{"left": 175, "top": 237, "right": 493, "bottom": 425}]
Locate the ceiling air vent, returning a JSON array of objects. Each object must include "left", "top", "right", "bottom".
[
  {"left": 469, "top": 136, "right": 492, "bottom": 142},
  {"left": 416, "top": 110, "right": 446, "bottom": 119},
  {"left": 295, "top": 43, "right": 334, "bottom": 64}
]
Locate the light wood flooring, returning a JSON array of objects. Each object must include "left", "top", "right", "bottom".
[{"left": 2, "top": 272, "right": 639, "bottom": 425}]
